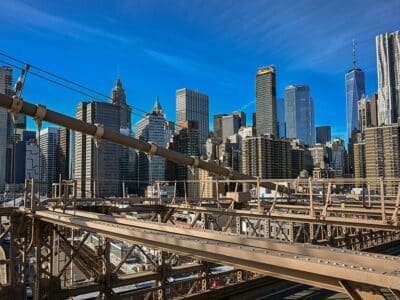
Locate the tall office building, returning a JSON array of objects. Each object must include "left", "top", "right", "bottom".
[
  {"left": 58, "top": 128, "right": 70, "bottom": 180},
  {"left": 75, "top": 79, "right": 132, "bottom": 197},
  {"left": 276, "top": 98, "right": 285, "bottom": 138},
  {"left": 252, "top": 112, "right": 256, "bottom": 128},
  {"left": 25, "top": 141, "right": 39, "bottom": 181},
  {"left": 376, "top": 31, "right": 400, "bottom": 125},
  {"left": 316, "top": 126, "right": 331, "bottom": 144},
  {"left": 233, "top": 111, "right": 246, "bottom": 128},
  {"left": 166, "top": 121, "right": 200, "bottom": 196},
  {"left": 358, "top": 96, "right": 371, "bottom": 132},
  {"left": 285, "top": 85, "right": 315, "bottom": 145},
  {"left": 0, "top": 66, "right": 13, "bottom": 192},
  {"left": 255, "top": 66, "right": 277, "bottom": 137},
  {"left": 329, "top": 139, "right": 347, "bottom": 178},
  {"left": 111, "top": 78, "right": 132, "bottom": 129},
  {"left": 176, "top": 88, "right": 209, "bottom": 152},
  {"left": 39, "top": 128, "right": 59, "bottom": 196},
  {"left": 75, "top": 101, "right": 121, "bottom": 198},
  {"left": 136, "top": 97, "right": 168, "bottom": 185},
  {"left": 345, "top": 41, "right": 366, "bottom": 139},
  {"left": 213, "top": 114, "right": 227, "bottom": 139},
  {"left": 353, "top": 142, "right": 366, "bottom": 179},
  {"left": 370, "top": 93, "right": 379, "bottom": 127}
]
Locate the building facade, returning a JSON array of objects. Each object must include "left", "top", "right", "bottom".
[
  {"left": 329, "top": 139, "right": 347, "bottom": 178},
  {"left": 276, "top": 98, "right": 285, "bottom": 138},
  {"left": 0, "top": 66, "right": 13, "bottom": 192},
  {"left": 135, "top": 98, "right": 168, "bottom": 186},
  {"left": 285, "top": 85, "right": 315, "bottom": 145},
  {"left": 58, "top": 128, "right": 70, "bottom": 180},
  {"left": 25, "top": 141, "right": 39, "bottom": 181},
  {"left": 255, "top": 66, "right": 277, "bottom": 137},
  {"left": 39, "top": 128, "right": 59, "bottom": 196},
  {"left": 358, "top": 96, "right": 371, "bottom": 132},
  {"left": 213, "top": 114, "right": 227, "bottom": 139},
  {"left": 316, "top": 126, "right": 331, "bottom": 144},
  {"left": 75, "top": 101, "right": 121, "bottom": 198},
  {"left": 376, "top": 31, "right": 400, "bottom": 125},
  {"left": 242, "top": 136, "right": 291, "bottom": 179},
  {"left": 176, "top": 88, "right": 209, "bottom": 152}
]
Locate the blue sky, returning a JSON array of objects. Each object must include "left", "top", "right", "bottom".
[{"left": 0, "top": 0, "right": 399, "bottom": 140}]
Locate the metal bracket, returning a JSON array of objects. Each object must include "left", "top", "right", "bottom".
[
  {"left": 33, "top": 104, "right": 47, "bottom": 129},
  {"left": 93, "top": 123, "right": 104, "bottom": 148},
  {"left": 188, "top": 156, "right": 200, "bottom": 174},
  {"left": 9, "top": 95, "right": 23, "bottom": 123},
  {"left": 146, "top": 142, "right": 158, "bottom": 161}
]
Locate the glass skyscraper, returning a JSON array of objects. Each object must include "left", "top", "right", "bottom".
[
  {"left": 276, "top": 98, "right": 285, "bottom": 138},
  {"left": 345, "top": 43, "right": 365, "bottom": 140},
  {"left": 284, "top": 85, "right": 315, "bottom": 145}
]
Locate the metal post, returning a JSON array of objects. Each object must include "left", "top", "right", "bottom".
[
  {"left": 257, "top": 177, "right": 261, "bottom": 213},
  {"left": 309, "top": 177, "right": 314, "bottom": 217},
  {"left": 380, "top": 177, "right": 386, "bottom": 223},
  {"left": 216, "top": 179, "right": 220, "bottom": 208}
]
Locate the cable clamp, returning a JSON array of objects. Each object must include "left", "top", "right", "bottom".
[
  {"left": 146, "top": 142, "right": 158, "bottom": 160},
  {"left": 192, "top": 157, "right": 200, "bottom": 168},
  {"left": 33, "top": 104, "right": 47, "bottom": 129},
  {"left": 9, "top": 95, "right": 23, "bottom": 123},
  {"left": 93, "top": 123, "right": 104, "bottom": 148}
]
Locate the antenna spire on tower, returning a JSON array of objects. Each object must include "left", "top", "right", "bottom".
[{"left": 352, "top": 39, "right": 356, "bottom": 68}]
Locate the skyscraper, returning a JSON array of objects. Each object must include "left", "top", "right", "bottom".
[
  {"left": 39, "top": 128, "right": 59, "bottom": 196},
  {"left": 111, "top": 78, "right": 132, "bottom": 129},
  {"left": 75, "top": 79, "right": 133, "bottom": 197},
  {"left": 370, "top": 93, "right": 379, "bottom": 127},
  {"left": 345, "top": 41, "right": 366, "bottom": 140},
  {"left": 176, "top": 88, "right": 209, "bottom": 152},
  {"left": 357, "top": 96, "right": 371, "bottom": 132},
  {"left": 58, "top": 128, "right": 70, "bottom": 180},
  {"left": 285, "top": 85, "right": 315, "bottom": 145},
  {"left": 136, "top": 97, "right": 168, "bottom": 185},
  {"left": 0, "top": 66, "right": 12, "bottom": 192},
  {"left": 213, "top": 114, "right": 227, "bottom": 139},
  {"left": 166, "top": 121, "right": 200, "bottom": 196},
  {"left": 376, "top": 31, "right": 400, "bottom": 125},
  {"left": 276, "top": 98, "right": 285, "bottom": 138},
  {"left": 255, "top": 66, "right": 277, "bottom": 137},
  {"left": 316, "top": 126, "right": 331, "bottom": 144},
  {"left": 75, "top": 101, "right": 121, "bottom": 197}
]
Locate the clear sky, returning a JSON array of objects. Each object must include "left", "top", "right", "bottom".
[{"left": 0, "top": 0, "right": 399, "bottom": 140}]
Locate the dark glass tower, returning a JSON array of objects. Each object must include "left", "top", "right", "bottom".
[{"left": 255, "top": 65, "right": 277, "bottom": 137}]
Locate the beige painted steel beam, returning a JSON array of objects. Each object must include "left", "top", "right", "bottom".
[{"left": 34, "top": 210, "right": 400, "bottom": 293}]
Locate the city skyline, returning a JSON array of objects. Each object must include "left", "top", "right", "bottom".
[{"left": 0, "top": 1, "right": 399, "bottom": 140}]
